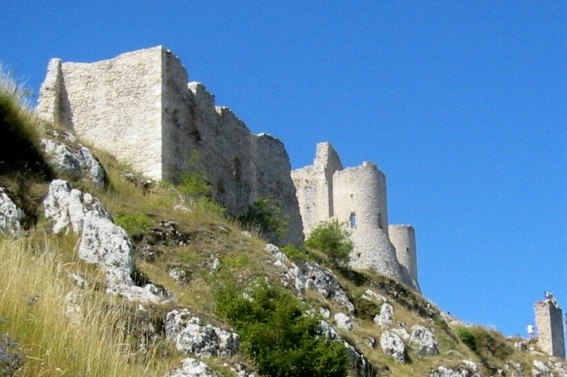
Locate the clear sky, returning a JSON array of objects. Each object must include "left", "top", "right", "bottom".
[{"left": 2, "top": 1, "right": 565, "bottom": 338}]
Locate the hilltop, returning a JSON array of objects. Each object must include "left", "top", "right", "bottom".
[{"left": 0, "top": 64, "right": 565, "bottom": 377}]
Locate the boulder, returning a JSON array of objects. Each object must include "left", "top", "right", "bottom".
[
  {"left": 408, "top": 325, "right": 439, "bottom": 357},
  {"left": 41, "top": 135, "right": 106, "bottom": 189},
  {"left": 168, "top": 358, "right": 219, "bottom": 377},
  {"left": 0, "top": 188, "right": 24, "bottom": 237},
  {"left": 43, "top": 179, "right": 110, "bottom": 234},
  {"left": 532, "top": 360, "right": 552, "bottom": 377},
  {"left": 429, "top": 365, "right": 480, "bottom": 377},
  {"left": 335, "top": 313, "right": 354, "bottom": 331},
  {"left": 373, "top": 302, "right": 394, "bottom": 329},
  {"left": 379, "top": 331, "right": 406, "bottom": 363},
  {"left": 283, "top": 260, "right": 354, "bottom": 313},
  {"left": 165, "top": 309, "right": 239, "bottom": 357}
]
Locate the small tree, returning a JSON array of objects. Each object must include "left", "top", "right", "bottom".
[{"left": 305, "top": 220, "right": 353, "bottom": 267}]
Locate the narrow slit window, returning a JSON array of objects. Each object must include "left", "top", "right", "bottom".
[
  {"left": 349, "top": 212, "right": 357, "bottom": 228},
  {"left": 378, "top": 213, "right": 383, "bottom": 229}
]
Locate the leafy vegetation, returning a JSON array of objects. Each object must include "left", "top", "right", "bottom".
[
  {"left": 115, "top": 212, "right": 154, "bottom": 235},
  {"left": 237, "top": 198, "right": 288, "bottom": 242},
  {"left": 214, "top": 279, "right": 349, "bottom": 377},
  {"left": 177, "top": 150, "right": 212, "bottom": 199},
  {"left": 305, "top": 220, "right": 353, "bottom": 267}
]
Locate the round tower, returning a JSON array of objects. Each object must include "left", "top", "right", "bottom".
[
  {"left": 389, "top": 224, "right": 420, "bottom": 292},
  {"left": 333, "top": 162, "right": 403, "bottom": 282}
]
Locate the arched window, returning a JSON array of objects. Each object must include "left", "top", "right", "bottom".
[{"left": 349, "top": 212, "right": 357, "bottom": 229}]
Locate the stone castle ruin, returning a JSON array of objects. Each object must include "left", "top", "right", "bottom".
[
  {"left": 292, "top": 143, "right": 419, "bottom": 291},
  {"left": 37, "top": 46, "right": 421, "bottom": 291}
]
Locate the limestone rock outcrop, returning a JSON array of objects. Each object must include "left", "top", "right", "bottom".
[
  {"left": 408, "top": 325, "right": 439, "bottom": 357},
  {"left": 428, "top": 365, "right": 481, "bottom": 377},
  {"left": 165, "top": 309, "right": 239, "bottom": 357},
  {"left": 373, "top": 302, "right": 394, "bottom": 329},
  {"left": 380, "top": 331, "right": 406, "bottom": 363},
  {"left": 168, "top": 358, "right": 219, "bottom": 377},
  {"left": 41, "top": 133, "right": 106, "bottom": 189},
  {"left": 0, "top": 188, "right": 24, "bottom": 237}
]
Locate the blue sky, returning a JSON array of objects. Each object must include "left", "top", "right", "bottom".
[{"left": 2, "top": 1, "right": 565, "bottom": 338}]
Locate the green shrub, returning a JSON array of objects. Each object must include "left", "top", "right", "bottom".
[
  {"left": 214, "top": 279, "right": 349, "bottom": 377},
  {"left": 115, "top": 212, "right": 153, "bottom": 235},
  {"left": 281, "top": 244, "right": 313, "bottom": 263},
  {"left": 178, "top": 151, "right": 212, "bottom": 199},
  {"left": 454, "top": 325, "right": 512, "bottom": 361},
  {"left": 237, "top": 198, "right": 288, "bottom": 242},
  {"left": 305, "top": 220, "right": 353, "bottom": 267}
]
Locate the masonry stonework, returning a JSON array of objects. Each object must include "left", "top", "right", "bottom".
[
  {"left": 37, "top": 46, "right": 421, "bottom": 290},
  {"left": 292, "top": 143, "right": 420, "bottom": 291},
  {"left": 37, "top": 46, "right": 302, "bottom": 245},
  {"left": 534, "top": 296, "right": 565, "bottom": 358}
]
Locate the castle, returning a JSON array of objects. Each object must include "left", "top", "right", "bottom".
[
  {"left": 534, "top": 294, "right": 565, "bottom": 358},
  {"left": 37, "top": 46, "right": 420, "bottom": 291}
]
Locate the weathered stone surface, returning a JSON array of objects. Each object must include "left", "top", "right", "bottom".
[
  {"left": 37, "top": 47, "right": 303, "bottom": 245},
  {"left": 373, "top": 302, "right": 394, "bottom": 329},
  {"left": 79, "top": 211, "right": 134, "bottom": 288},
  {"left": 532, "top": 360, "right": 552, "bottom": 377},
  {"left": 379, "top": 331, "right": 406, "bottom": 363},
  {"left": 168, "top": 357, "right": 219, "bottom": 377},
  {"left": 43, "top": 179, "right": 109, "bottom": 234},
  {"left": 41, "top": 135, "right": 106, "bottom": 189},
  {"left": 283, "top": 261, "right": 354, "bottom": 313},
  {"left": 0, "top": 188, "right": 24, "bottom": 237},
  {"left": 408, "top": 325, "right": 439, "bottom": 357},
  {"left": 429, "top": 365, "right": 481, "bottom": 377},
  {"left": 362, "top": 289, "right": 387, "bottom": 303},
  {"left": 319, "top": 320, "right": 376, "bottom": 377},
  {"left": 335, "top": 313, "right": 354, "bottom": 331},
  {"left": 165, "top": 309, "right": 239, "bottom": 357}
]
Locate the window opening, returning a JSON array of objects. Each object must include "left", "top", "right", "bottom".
[{"left": 349, "top": 212, "right": 357, "bottom": 229}]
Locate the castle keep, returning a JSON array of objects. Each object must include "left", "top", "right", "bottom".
[
  {"left": 534, "top": 295, "right": 565, "bottom": 358},
  {"left": 37, "top": 46, "right": 421, "bottom": 291},
  {"left": 292, "top": 143, "right": 420, "bottom": 291}
]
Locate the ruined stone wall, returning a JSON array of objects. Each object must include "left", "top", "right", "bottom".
[
  {"left": 291, "top": 142, "right": 343, "bottom": 237},
  {"left": 535, "top": 298, "right": 565, "bottom": 358},
  {"left": 389, "top": 225, "right": 419, "bottom": 291},
  {"left": 37, "top": 46, "right": 303, "bottom": 245},
  {"left": 333, "top": 163, "right": 403, "bottom": 282},
  {"left": 292, "top": 144, "right": 420, "bottom": 291},
  {"left": 38, "top": 47, "right": 164, "bottom": 180}
]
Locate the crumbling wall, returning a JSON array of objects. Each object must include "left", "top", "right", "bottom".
[{"left": 37, "top": 46, "right": 303, "bottom": 245}]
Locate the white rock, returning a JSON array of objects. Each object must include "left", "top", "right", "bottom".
[
  {"left": 41, "top": 138, "right": 106, "bottom": 189},
  {"left": 335, "top": 313, "right": 354, "bottom": 331},
  {"left": 373, "top": 302, "right": 394, "bottom": 329},
  {"left": 169, "top": 357, "right": 218, "bottom": 377},
  {"left": 532, "top": 360, "right": 552, "bottom": 377},
  {"left": 0, "top": 187, "right": 24, "bottom": 237},
  {"left": 392, "top": 326, "right": 411, "bottom": 342},
  {"left": 319, "top": 307, "right": 331, "bottom": 319},
  {"left": 79, "top": 211, "right": 134, "bottom": 288},
  {"left": 165, "top": 309, "right": 239, "bottom": 357},
  {"left": 43, "top": 179, "right": 110, "bottom": 234},
  {"left": 362, "top": 289, "right": 387, "bottom": 303},
  {"left": 380, "top": 331, "right": 406, "bottom": 363},
  {"left": 408, "top": 325, "right": 439, "bottom": 357},
  {"left": 283, "top": 261, "right": 354, "bottom": 313}
]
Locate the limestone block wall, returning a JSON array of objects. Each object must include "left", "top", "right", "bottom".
[
  {"left": 291, "top": 142, "right": 343, "bottom": 237},
  {"left": 389, "top": 225, "right": 419, "bottom": 291},
  {"left": 37, "top": 46, "right": 303, "bottom": 245},
  {"left": 292, "top": 143, "right": 420, "bottom": 291},
  {"left": 534, "top": 298, "right": 565, "bottom": 358},
  {"left": 333, "top": 163, "right": 403, "bottom": 282},
  {"left": 38, "top": 47, "right": 164, "bottom": 180}
]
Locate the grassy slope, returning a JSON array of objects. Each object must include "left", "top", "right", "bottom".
[{"left": 0, "top": 74, "right": 558, "bottom": 377}]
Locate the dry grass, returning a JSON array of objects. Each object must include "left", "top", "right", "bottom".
[{"left": 0, "top": 238, "right": 176, "bottom": 376}]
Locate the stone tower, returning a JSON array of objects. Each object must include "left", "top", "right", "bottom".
[
  {"left": 534, "top": 295, "right": 565, "bottom": 358},
  {"left": 292, "top": 142, "right": 420, "bottom": 291}
]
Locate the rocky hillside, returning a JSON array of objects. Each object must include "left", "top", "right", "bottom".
[{"left": 0, "top": 72, "right": 566, "bottom": 377}]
